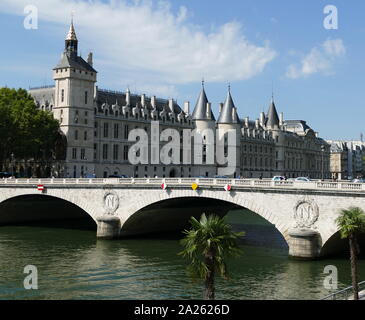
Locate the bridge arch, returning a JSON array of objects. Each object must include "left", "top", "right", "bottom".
[
  {"left": 0, "top": 192, "right": 98, "bottom": 226},
  {"left": 119, "top": 189, "right": 291, "bottom": 244}
]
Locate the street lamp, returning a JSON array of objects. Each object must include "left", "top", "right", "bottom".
[
  {"left": 10, "top": 153, "right": 15, "bottom": 177},
  {"left": 321, "top": 145, "right": 325, "bottom": 181}
]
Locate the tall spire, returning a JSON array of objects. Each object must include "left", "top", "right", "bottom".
[
  {"left": 66, "top": 17, "right": 77, "bottom": 41},
  {"left": 65, "top": 16, "right": 78, "bottom": 58},
  {"left": 217, "top": 85, "right": 239, "bottom": 124}
]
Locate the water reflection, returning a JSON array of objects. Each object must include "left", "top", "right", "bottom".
[{"left": 0, "top": 212, "right": 364, "bottom": 300}]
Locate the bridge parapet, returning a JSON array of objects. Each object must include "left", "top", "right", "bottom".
[{"left": 1, "top": 178, "right": 365, "bottom": 193}]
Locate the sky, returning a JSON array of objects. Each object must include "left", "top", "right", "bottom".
[{"left": 0, "top": 0, "right": 364, "bottom": 140}]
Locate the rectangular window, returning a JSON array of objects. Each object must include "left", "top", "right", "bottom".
[
  {"left": 74, "top": 130, "right": 78, "bottom": 140},
  {"left": 113, "top": 144, "right": 119, "bottom": 161},
  {"left": 94, "top": 122, "right": 98, "bottom": 137},
  {"left": 124, "top": 125, "right": 129, "bottom": 139},
  {"left": 104, "top": 123, "right": 109, "bottom": 138},
  {"left": 85, "top": 91, "right": 88, "bottom": 104},
  {"left": 114, "top": 123, "right": 119, "bottom": 139},
  {"left": 61, "top": 89, "right": 64, "bottom": 103},
  {"left": 123, "top": 145, "right": 129, "bottom": 161},
  {"left": 94, "top": 143, "right": 97, "bottom": 160},
  {"left": 72, "top": 148, "right": 77, "bottom": 159},
  {"left": 81, "top": 148, "right": 85, "bottom": 160},
  {"left": 103, "top": 144, "right": 108, "bottom": 160},
  {"left": 84, "top": 131, "right": 87, "bottom": 141}
]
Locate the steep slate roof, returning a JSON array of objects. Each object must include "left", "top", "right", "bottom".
[
  {"left": 217, "top": 90, "right": 239, "bottom": 124},
  {"left": 266, "top": 99, "right": 280, "bottom": 127},
  {"left": 284, "top": 120, "right": 311, "bottom": 132},
  {"left": 54, "top": 52, "right": 97, "bottom": 73},
  {"left": 29, "top": 86, "right": 55, "bottom": 107},
  {"left": 191, "top": 87, "right": 215, "bottom": 121},
  {"left": 96, "top": 89, "right": 183, "bottom": 114}
]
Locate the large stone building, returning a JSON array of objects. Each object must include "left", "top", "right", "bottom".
[
  {"left": 327, "top": 140, "right": 365, "bottom": 180},
  {"left": 29, "top": 22, "right": 330, "bottom": 179}
]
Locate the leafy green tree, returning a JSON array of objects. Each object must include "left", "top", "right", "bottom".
[
  {"left": 0, "top": 87, "right": 60, "bottom": 173},
  {"left": 179, "top": 213, "right": 244, "bottom": 300},
  {"left": 336, "top": 207, "right": 365, "bottom": 300}
]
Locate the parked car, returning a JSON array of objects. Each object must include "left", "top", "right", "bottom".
[
  {"left": 214, "top": 175, "right": 228, "bottom": 179},
  {"left": 272, "top": 176, "right": 285, "bottom": 181},
  {"left": 108, "top": 174, "right": 129, "bottom": 178},
  {"left": 84, "top": 173, "right": 96, "bottom": 178},
  {"left": 0, "top": 172, "right": 12, "bottom": 178},
  {"left": 295, "top": 177, "right": 311, "bottom": 182}
]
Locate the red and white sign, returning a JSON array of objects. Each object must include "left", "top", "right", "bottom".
[
  {"left": 224, "top": 184, "right": 232, "bottom": 192},
  {"left": 161, "top": 182, "right": 167, "bottom": 190},
  {"left": 37, "top": 184, "right": 44, "bottom": 191}
]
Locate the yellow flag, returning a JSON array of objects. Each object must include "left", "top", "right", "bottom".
[{"left": 191, "top": 183, "right": 198, "bottom": 190}]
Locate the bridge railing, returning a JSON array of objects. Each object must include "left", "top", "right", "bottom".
[
  {"left": 321, "top": 281, "right": 365, "bottom": 300},
  {"left": 2, "top": 177, "right": 365, "bottom": 192}
]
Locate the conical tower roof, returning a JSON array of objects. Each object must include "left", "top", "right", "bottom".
[
  {"left": 217, "top": 87, "right": 239, "bottom": 124},
  {"left": 191, "top": 85, "right": 215, "bottom": 121},
  {"left": 266, "top": 98, "right": 280, "bottom": 128}
]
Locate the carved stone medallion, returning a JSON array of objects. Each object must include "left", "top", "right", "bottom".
[
  {"left": 293, "top": 200, "right": 319, "bottom": 229},
  {"left": 103, "top": 191, "right": 119, "bottom": 215}
]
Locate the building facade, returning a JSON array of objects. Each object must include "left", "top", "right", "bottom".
[
  {"left": 29, "top": 22, "right": 330, "bottom": 179},
  {"left": 327, "top": 140, "right": 365, "bottom": 180}
]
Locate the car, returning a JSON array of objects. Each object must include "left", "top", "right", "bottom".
[
  {"left": 352, "top": 178, "right": 365, "bottom": 183},
  {"left": 84, "top": 173, "right": 96, "bottom": 178},
  {"left": 295, "top": 177, "right": 311, "bottom": 182},
  {"left": 272, "top": 176, "right": 285, "bottom": 181},
  {"left": 0, "top": 172, "right": 12, "bottom": 178},
  {"left": 214, "top": 175, "right": 229, "bottom": 179},
  {"left": 108, "top": 174, "right": 129, "bottom": 178}
]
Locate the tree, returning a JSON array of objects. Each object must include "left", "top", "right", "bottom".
[
  {"left": 336, "top": 207, "right": 365, "bottom": 300},
  {"left": 0, "top": 87, "right": 60, "bottom": 174},
  {"left": 179, "top": 213, "right": 244, "bottom": 300}
]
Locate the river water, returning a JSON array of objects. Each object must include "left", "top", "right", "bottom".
[{"left": 0, "top": 210, "right": 364, "bottom": 300}]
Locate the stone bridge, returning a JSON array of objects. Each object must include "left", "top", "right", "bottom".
[{"left": 1, "top": 177, "right": 365, "bottom": 259}]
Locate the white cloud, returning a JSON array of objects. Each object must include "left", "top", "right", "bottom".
[
  {"left": 1, "top": 0, "right": 276, "bottom": 97},
  {"left": 286, "top": 39, "right": 346, "bottom": 79}
]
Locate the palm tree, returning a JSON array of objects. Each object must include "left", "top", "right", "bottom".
[
  {"left": 336, "top": 207, "right": 365, "bottom": 300},
  {"left": 179, "top": 213, "right": 244, "bottom": 300}
]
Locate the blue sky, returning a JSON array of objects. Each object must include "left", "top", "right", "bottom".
[{"left": 0, "top": 0, "right": 364, "bottom": 140}]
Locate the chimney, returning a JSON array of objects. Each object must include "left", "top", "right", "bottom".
[
  {"left": 126, "top": 89, "right": 130, "bottom": 106},
  {"left": 87, "top": 52, "right": 93, "bottom": 66},
  {"left": 219, "top": 103, "right": 223, "bottom": 113},
  {"left": 184, "top": 101, "right": 190, "bottom": 114},
  {"left": 232, "top": 107, "right": 237, "bottom": 122},
  {"left": 141, "top": 94, "right": 145, "bottom": 107},
  {"left": 279, "top": 112, "right": 284, "bottom": 126},
  {"left": 260, "top": 112, "right": 265, "bottom": 126},
  {"left": 169, "top": 99, "right": 174, "bottom": 113},
  {"left": 151, "top": 95, "right": 156, "bottom": 108},
  {"left": 244, "top": 116, "right": 249, "bottom": 127},
  {"left": 255, "top": 119, "right": 259, "bottom": 128},
  {"left": 206, "top": 102, "right": 212, "bottom": 119}
]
